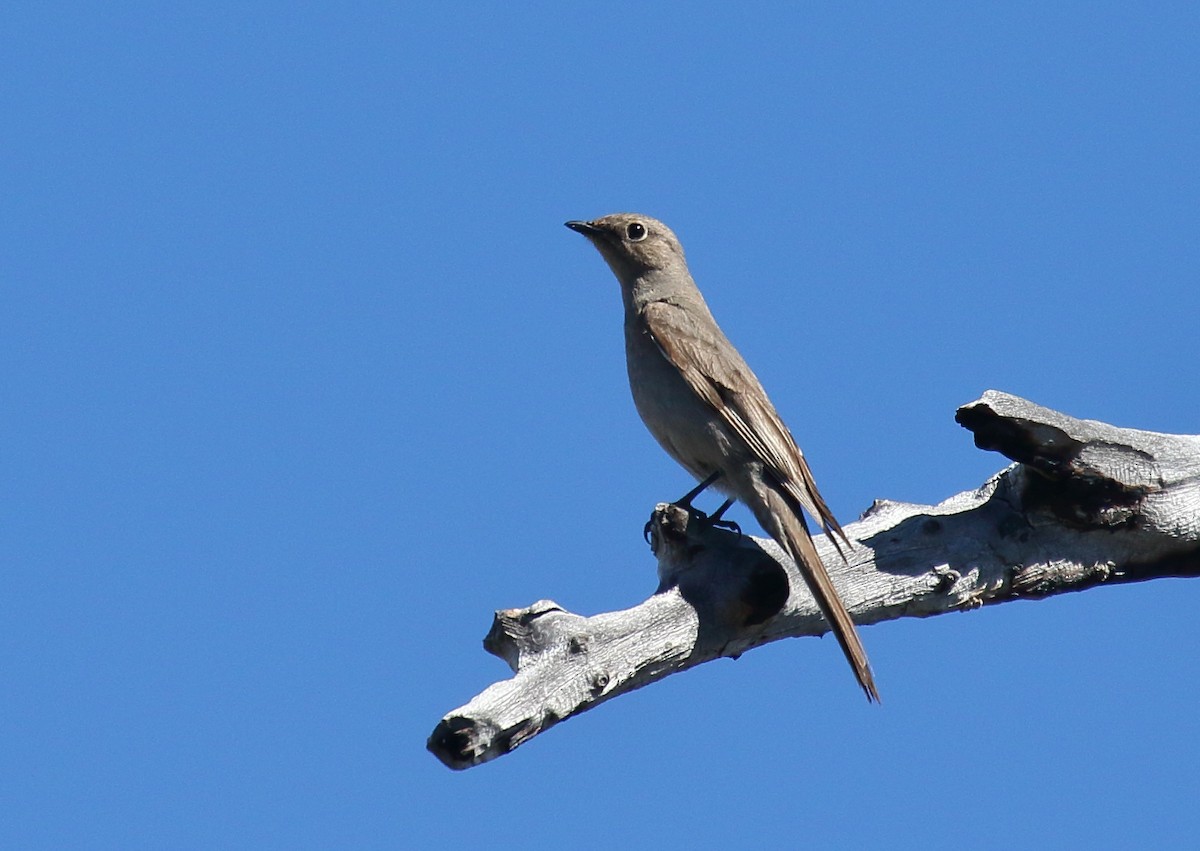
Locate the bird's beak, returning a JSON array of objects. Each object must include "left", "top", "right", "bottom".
[{"left": 565, "top": 220, "right": 603, "bottom": 238}]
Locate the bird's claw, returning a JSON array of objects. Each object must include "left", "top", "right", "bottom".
[
  {"left": 643, "top": 499, "right": 741, "bottom": 545},
  {"left": 709, "top": 517, "right": 742, "bottom": 538},
  {"left": 684, "top": 502, "right": 743, "bottom": 540}
]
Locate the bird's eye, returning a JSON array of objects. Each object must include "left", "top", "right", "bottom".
[{"left": 626, "top": 222, "right": 647, "bottom": 241}]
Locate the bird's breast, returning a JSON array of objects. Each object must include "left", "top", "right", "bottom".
[{"left": 623, "top": 318, "right": 734, "bottom": 483}]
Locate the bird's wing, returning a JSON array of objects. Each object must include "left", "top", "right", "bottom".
[{"left": 642, "top": 300, "right": 849, "bottom": 552}]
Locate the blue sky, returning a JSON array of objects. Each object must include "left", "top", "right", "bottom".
[{"left": 4, "top": 3, "right": 1198, "bottom": 848}]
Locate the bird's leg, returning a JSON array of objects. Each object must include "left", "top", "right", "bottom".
[
  {"left": 675, "top": 470, "right": 722, "bottom": 509},
  {"left": 706, "top": 498, "right": 741, "bottom": 538},
  {"left": 644, "top": 471, "right": 725, "bottom": 545},
  {"left": 644, "top": 493, "right": 742, "bottom": 545},
  {"left": 677, "top": 472, "right": 742, "bottom": 536},
  {"left": 708, "top": 498, "right": 734, "bottom": 522}
]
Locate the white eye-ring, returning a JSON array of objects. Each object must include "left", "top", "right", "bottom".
[{"left": 626, "top": 221, "right": 647, "bottom": 241}]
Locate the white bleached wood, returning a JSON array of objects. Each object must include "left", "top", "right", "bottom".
[{"left": 428, "top": 391, "right": 1200, "bottom": 770}]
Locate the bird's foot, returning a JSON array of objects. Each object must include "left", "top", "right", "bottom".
[
  {"left": 646, "top": 498, "right": 741, "bottom": 541},
  {"left": 643, "top": 490, "right": 742, "bottom": 544},
  {"left": 704, "top": 499, "right": 742, "bottom": 539},
  {"left": 707, "top": 515, "right": 742, "bottom": 537}
]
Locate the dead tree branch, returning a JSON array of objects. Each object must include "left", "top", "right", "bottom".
[{"left": 428, "top": 391, "right": 1200, "bottom": 770}]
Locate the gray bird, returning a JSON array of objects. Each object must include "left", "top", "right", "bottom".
[{"left": 566, "top": 213, "right": 879, "bottom": 702}]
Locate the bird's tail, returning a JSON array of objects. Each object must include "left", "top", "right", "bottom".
[{"left": 751, "top": 486, "right": 880, "bottom": 703}]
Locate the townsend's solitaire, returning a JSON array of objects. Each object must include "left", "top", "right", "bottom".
[{"left": 566, "top": 213, "right": 879, "bottom": 702}]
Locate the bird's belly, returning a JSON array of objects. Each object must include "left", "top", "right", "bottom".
[{"left": 624, "top": 326, "right": 739, "bottom": 486}]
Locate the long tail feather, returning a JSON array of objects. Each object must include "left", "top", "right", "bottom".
[{"left": 751, "top": 486, "right": 880, "bottom": 703}]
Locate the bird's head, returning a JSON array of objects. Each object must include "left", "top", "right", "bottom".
[{"left": 565, "top": 213, "right": 687, "bottom": 282}]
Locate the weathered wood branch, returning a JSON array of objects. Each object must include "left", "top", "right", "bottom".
[{"left": 428, "top": 391, "right": 1200, "bottom": 770}]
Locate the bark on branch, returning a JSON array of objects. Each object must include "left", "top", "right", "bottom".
[{"left": 427, "top": 391, "right": 1200, "bottom": 770}]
